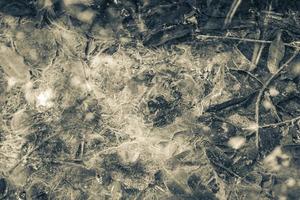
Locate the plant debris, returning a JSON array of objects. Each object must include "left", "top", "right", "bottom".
[{"left": 0, "top": 0, "right": 300, "bottom": 200}]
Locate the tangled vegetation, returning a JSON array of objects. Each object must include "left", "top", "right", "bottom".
[{"left": 0, "top": 0, "right": 300, "bottom": 199}]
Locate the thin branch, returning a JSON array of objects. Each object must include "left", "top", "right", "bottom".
[
  {"left": 255, "top": 50, "right": 299, "bottom": 148},
  {"left": 195, "top": 34, "right": 300, "bottom": 49},
  {"left": 260, "top": 116, "right": 300, "bottom": 128}
]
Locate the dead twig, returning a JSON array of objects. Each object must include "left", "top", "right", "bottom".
[
  {"left": 260, "top": 116, "right": 300, "bottom": 128},
  {"left": 195, "top": 34, "right": 300, "bottom": 49},
  {"left": 255, "top": 50, "right": 299, "bottom": 148},
  {"left": 50, "top": 159, "right": 86, "bottom": 168}
]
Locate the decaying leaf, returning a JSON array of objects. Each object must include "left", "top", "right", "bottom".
[
  {"left": 232, "top": 47, "right": 256, "bottom": 71},
  {"left": 267, "top": 30, "right": 285, "bottom": 74},
  {"left": 287, "top": 57, "right": 300, "bottom": 79},
  {"left": 111, "top": 181, "right": 123, "bottom": 200},
  {"left": 0, "top": 45, "right": 30, "bottom": 81},
  {"left": 200, "top": 64, "right": 228, "bottom": 114}
]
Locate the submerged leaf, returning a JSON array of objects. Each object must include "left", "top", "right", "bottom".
[
  {"left": 0, "top": 45, "right": 30, "bottom": 81},
  {"left": 0, "top": 1, "right": 34, "bottom": 17},
  {"left": 0, "top": 178, "right": 8, "bottom": 199},
  {"left": 206, "top": 90, "right": 258, "bottom": 112},
  {"left": 163, "top": 168, "right": 191, "bottom": 195},
  {"left": 267, "top": 30, "right": 285, "bottom": 74},
  {"left": 143, "top": 24, "right": 193, "bottom": 47}
]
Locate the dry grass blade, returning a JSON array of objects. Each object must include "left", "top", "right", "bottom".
[
  {"left": 251, "top": 30, "right": 265, "bottom": 71},
  {"left": 224, "top": 0, "right": 242, "bottom": 27}
]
